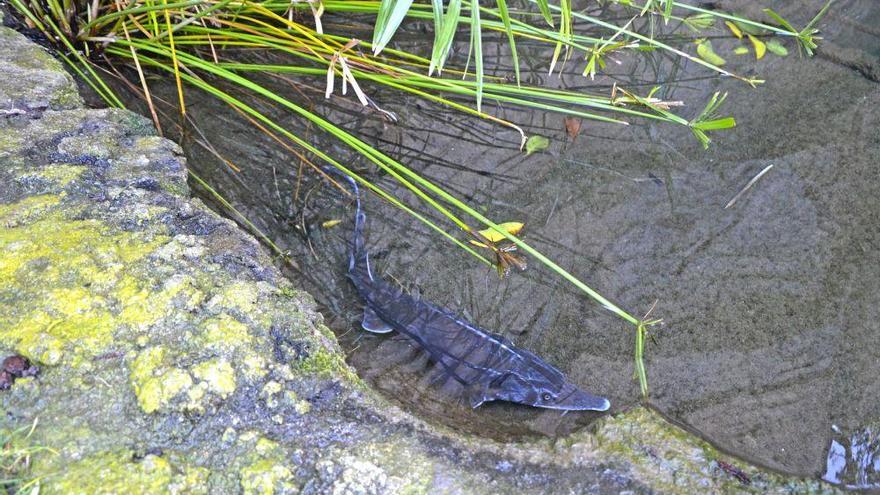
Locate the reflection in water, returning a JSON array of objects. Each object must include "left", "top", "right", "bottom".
[{"left": 824, "top": 424, "right": 880, "bottom": 489}]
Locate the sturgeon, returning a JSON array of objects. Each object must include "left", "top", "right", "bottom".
[{"left": 335, "top": 173, "right": 610, "bottom": 412}]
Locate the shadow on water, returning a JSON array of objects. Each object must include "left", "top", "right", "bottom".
[{"left": 91, "top": 0, "right": 880, "bottom": 483}]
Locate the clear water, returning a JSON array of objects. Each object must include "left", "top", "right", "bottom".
[{"left": 105, "top": 0, "right": 880, "bottom": 483}]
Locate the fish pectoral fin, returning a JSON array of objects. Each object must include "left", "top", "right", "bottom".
[
  {"left": 469, "top": 393, "right": 486, "bottom": 409},
  {"left": 361, "top": 306, "right": 393, "bottom": 334},
  {"left": 468, "top": 388, "right": 493, "bottom": 409}
]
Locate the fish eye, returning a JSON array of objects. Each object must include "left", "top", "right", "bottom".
[{"left": 541, "top": 393, "right": 552, "bottom": 402}]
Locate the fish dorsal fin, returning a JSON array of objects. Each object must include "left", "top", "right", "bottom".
[{"left": 361, "top": 306, "right": 393, "bottom": 334}]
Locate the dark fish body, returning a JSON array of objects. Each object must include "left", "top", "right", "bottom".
[{"left": 334, "top": 172, "right": 610, "bottom": 412}]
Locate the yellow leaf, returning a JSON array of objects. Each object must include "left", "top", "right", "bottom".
[
  {"left": 469, "top": 222, "right": 524, "bottom": 247},
  {"left": 724, "top": 21, "right": 742, "bottom": 39},
  {"left": 748, "top": 34, "right": 766, "bottom": 60},
  {"left": 322, "top": 219, "right": 342, "bottom": 229}
]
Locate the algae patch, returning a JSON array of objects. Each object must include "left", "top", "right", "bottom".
[
  {"left": 130, "top": 346, "right": 193, "bottom": 414},
  {"left": 0, "top": 201, "right": 168, "bottom": 366},
  {"left": 240, "top": 459, "right": 296, "bottom": 495},
  {"left": 192, "top": 358, "right": 237, "bottom": 398},
  {"left": 237, "top": 436, "right": 298, "bottom": 495},
  {"left": 45, "top": 450, "right": 208, "bottom": 495}
]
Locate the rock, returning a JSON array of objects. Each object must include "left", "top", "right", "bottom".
[
  {"left": 0, "top": 23, "right": 839, "bottom": 494},
  {"left": 2, "top": 354, "right": 38, "bottom": 377},
  {"left": 0, "top": 26, "right": 82, "bottom": 113}
]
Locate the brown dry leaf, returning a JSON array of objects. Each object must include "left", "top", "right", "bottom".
[{"left": 564, "top": 116, "right": 582, "bottom": 139}]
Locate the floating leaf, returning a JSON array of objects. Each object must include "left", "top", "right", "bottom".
[
  {"left": 469, "top": 222, "right": 525, "bottom": 247},
  {"left": 696, "top": 40, "right": 726, "bottom": 66},
  {"left": 733, "top": 47, "right": 750, "bottom": 55},
  {"left": 322, "top": 219, "right": 342, "bottom": 229},
  {"left": 724, "top": 20, "right": 743, "bottom": 39},
  {"left": 525, "top": 135, "right": 550, "bottom": 155},
  {"left": 747, "top": 34, "right": 766, "bottom": 60},
  {"left": 766, "top": 40, "right": 789, "bottom": 56}
]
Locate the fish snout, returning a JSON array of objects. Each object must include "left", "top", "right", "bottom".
[{"left": 542, "top": 383, "right": 610, "bottom": 412}]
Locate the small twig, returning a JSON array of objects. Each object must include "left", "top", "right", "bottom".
[{"left": 725, "top": 164, "right": 774, "bottom": 209}]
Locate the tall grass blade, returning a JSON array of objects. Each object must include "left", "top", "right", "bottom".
[
  {"left": 161, "top": 0, "right": 186, "bottom": 115},
  {"left": 470, "top": 1, "right": 483, "bottom": 111},
  {"left": 429, "top": 0, "right": 462, "bottom": 75},
  {"left": 534, "top": 0, "right": 553, "bottom": 27},
  {"left": 494, "top": 0, "right": 519, "bottom": 86},
  {"left": 371, "top": 0, "right": 414, "bottom": 55}
]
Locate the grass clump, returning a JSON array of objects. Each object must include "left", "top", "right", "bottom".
[
  {"left": 8, "top": 0, "right": 834, "bottom": 398},
  {"left": 1, "top": 418, "right": 55, "bottom": 494}
]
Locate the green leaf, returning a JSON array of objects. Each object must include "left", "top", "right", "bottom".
[
  {"left": 429, "top": 0, "right": 462, "bottom": 74},
  {"left": 765, "top": 40, "right": 789, "bottom": 56},
  {"left": 525, "top": 135, "right": 550, "bottom": 155},
  {"left": 688, "top": 92, "right": 733, "bottom": 148},
  {"left": 693, "top": 117, "right": 736, "bottom": 131},
  {"left": 534, "top": 0, "right": 554, "bottom": 27},
  {"left": 372, "top": 0, "right": 415, "bottom": 55},
  {"left": 470, "top": 1, "right": 484, "bottom": 112},
  {"left": 696, "top": 40, "right": 726, "bottom": 66},
  {"left": 732, "top": 19, "right": 766, "bottom": 36},
  {"left": 683, "top": 13, "right": 715, "bottom": 32},
  {"left": 495, "top": 0, "right": 520, "bottom": 86},
  {"left": 762, "top": 8, "right": 796, "bottom": 33},
  {"left": 733, "top": 46, "right": 750, "bottom": 55},
  {"left": 431, "top": 0, "right": 443, "bottom": 31}
]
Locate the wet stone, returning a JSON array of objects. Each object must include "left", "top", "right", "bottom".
[{"left": 2, "top": 355, "right": 38, "bottom": 378}]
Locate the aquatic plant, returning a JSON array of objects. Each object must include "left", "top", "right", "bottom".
[{"left": 8, "top": 0, "right": 833, "bottom": 398}]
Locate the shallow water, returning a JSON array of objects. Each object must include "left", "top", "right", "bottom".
[{"left": 103, "top": 0, "right": 880, "bottom": 482}]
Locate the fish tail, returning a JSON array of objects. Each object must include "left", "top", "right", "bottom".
[{"left": 321, "top": 167, "right": 370, "bottom": 277}]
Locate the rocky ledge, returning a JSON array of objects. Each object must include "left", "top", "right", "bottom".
[{"left": 0, "top": 19, "right": 836, "bottom": 495}]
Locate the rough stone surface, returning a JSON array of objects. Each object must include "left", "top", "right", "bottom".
[
  {"left": 0, "top": 24, "right": 82, "bottom": 113},
  {"left": 0, "top": 24, "right": 840, "bottom": 494}
]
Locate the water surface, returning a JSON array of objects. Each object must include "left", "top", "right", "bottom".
[{"left": 105, "top": 0, "right": 880, "bottom": 481}]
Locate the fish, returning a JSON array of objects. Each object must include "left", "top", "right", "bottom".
[{"left": 331, "top": 171, "right": 610, "bottom": 412}]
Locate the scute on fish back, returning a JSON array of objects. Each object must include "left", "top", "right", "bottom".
[{"left": 329, "top": 170, "right": 610, "bottom": 412}]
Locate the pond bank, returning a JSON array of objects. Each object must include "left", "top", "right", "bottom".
[{"left": 0, "top": 14, "right": 838, "bottom": 494}]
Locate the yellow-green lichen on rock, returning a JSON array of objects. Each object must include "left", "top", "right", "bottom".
[
  {"left": 130, "top": 346, "right": 193, "bottom": 414},
  {"left": 0, "top": 198, "right": 168, "bottom": 367},
  {"left": 240, "top": 459, "right": 297, "bottom": 495},
  {"left": 315, "top": 441, "right": 436, "bottom": 495},
  {"left": 192, "top": 358, "right": 237, "bottom": 398},
  {"left": 236, "top": 435, "right": 298, "bottom": 495},
  {"left": 45, "top": 450, "right": 209, "bottom": 495}
]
